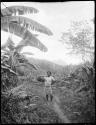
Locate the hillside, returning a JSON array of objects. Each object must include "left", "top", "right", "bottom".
[
  {"left": 27, "top": 57, "right": 65, "bottom": 71},
  {"left": 26, "top": 57, "right": 80, "bottom": 79},
  {"left": 26, "top": 57, "right": 68, "bottom": 79},
  {"left": 1, "top": 55, "right": 95, "bottom": 124}
]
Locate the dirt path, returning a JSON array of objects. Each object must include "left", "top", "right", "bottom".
[
  {"left": 27, "top": 83, "right": 71, "bottom": 123},
  {"left": 10, "top": 82, "right": 70, "bottom": 123},
  {"left": 52, "top": 95, "right": 70, "bottom": 123}
]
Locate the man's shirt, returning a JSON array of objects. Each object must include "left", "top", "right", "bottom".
[{"left": 44, "top": 76, "right": 55, "bottom": 87}]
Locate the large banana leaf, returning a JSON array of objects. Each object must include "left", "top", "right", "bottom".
[
  {"left": 1, "top": 6, "right": 38, "bottom": 16},
  {"left": 1, "top": 16, "right": 53, "bottom": 35},
  {"left": 13, "top": 54, "right": 37, "bottom": 70},
  {"left": 1, "top": 22, "right": 48, "bottom": 52},
  {"left": 15, "top": 39, "right": 48, "bottom": 52},
  {"left": 15, "top": 63, "right": 37, "bottom": 70}
]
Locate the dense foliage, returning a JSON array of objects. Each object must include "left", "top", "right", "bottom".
[{"left": 1, "top": 51, "right": 95, "bottom": 123}]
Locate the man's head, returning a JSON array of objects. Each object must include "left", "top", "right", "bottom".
[{"left": 47, "top": 71, "right": 51, "bottom": 77}]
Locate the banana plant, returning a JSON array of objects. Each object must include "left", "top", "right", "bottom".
[
  {"left": 1, "top": 5, "right": 53, "bottom": 52},
  {"left": 1, "top": 4, "right": 53, "bottom": 74}
]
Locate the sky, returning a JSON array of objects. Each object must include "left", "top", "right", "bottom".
[{"left": 1, "top": 1, "right": 94, "bottom": 65}]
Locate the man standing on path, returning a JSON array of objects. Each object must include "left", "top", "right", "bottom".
[{"left": 37, "top": 71, "right": 55, "bottom": 102}]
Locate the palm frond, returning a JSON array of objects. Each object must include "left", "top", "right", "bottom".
[
  {"left": 1, "top": 22, "right": 48, "bottom": 52},
  {"left": 1, "top": 6, "right": 38, "bottom": 16},
  {"left": 1, "top": 16, "right": 53, "bottom": 35}
]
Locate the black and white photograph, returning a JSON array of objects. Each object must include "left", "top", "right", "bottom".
[{"left": 1, "top": 1, "right": 95, "bottom": 124}]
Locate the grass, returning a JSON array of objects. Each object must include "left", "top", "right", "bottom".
[{"left": 1, "top": 59, "right": 95, "bottom": 124}]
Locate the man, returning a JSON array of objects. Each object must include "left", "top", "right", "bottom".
[{"left": 37, "top": 71, "right": 55, "bottom": 102}]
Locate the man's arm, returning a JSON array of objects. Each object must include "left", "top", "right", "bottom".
[
  {"left": 37, "top": 76, "right": 45, "bottom": 82},
  {"left": 51, "top": 77, "right": 56, "bottom": 85},
  {"left": 51, "top": 77, "right": 61, "bottom": 85}
]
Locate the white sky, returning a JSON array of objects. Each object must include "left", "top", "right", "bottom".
[{"left": 1, "top": 1, "right": 94, "bottom": 65}]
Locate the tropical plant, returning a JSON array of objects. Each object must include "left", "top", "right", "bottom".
[
  {"left": 1, "top": 3, "right": 53, "bottom": 76},
  {"left": 1, "top": 5, "right": 53, "bottom": 52},
  {"left": 1, "top": 4, "right": 53, "bottom": 124}
]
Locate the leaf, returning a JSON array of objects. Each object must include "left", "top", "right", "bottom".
[
  {"left": 1, "top": 65, "right": 17, "bottom": 75},
  {"left": 12, "top": 52, "right": 37, "bottom": 70},
  {"left": 1, "top": 37, "right": 15, "bottom": 51},
  {"left": 2, "top": 63, "right": 10, "bottom": 68},
  {"left": 16, "top": 39, "right": 48, "bottom": 52},
  {"left": 1, "top": 16, "right": 53, "bottom": 35},
  {"left": 26, "top": 62, "right": 37, "bottom": 70},
  {"left": 6, "top": 37, "right": 15, "bottom": 50},
  {"left": 17, "top": 59, "right": 37, "bottom": 70},
  {"left": 1, "top": 6, "right": 38, "bottom": 16},
  {"left": 1, "top": 22, "right": 48, "bottom": 52}
]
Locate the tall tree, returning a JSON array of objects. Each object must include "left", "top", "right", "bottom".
[{"left": 60, "top": 20, "right": 94, "bottom": 63}]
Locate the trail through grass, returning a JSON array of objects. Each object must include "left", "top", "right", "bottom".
[
  {"left": 7, "top": 78, "right": 95, "bottom": 123},
  {"left": 52, "top": 95, "right": 70, "bottom": 123},
  {"left": 10, "top": 81, "right": 71, "bottom": 123}
]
